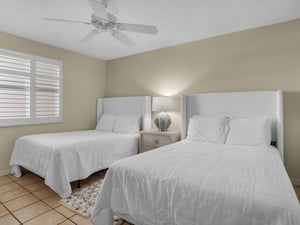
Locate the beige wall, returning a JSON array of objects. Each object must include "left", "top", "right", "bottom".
[
  {"left": 1, "top": 19, "right": 300, "bottom": 181},
  {"left": 106, "top": 19, "right": 300, "bottom": 181},
  {"left": 0, "top": 32, "right": 106, "bottom": 174}
]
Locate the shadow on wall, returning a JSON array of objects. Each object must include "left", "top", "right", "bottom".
[{"left": 282, "top": 91, "right": 300, "bottom": 178}]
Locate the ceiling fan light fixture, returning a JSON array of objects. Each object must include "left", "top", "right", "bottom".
[{"left": 116, "top": 24, "right": 124, "bottom": 30}]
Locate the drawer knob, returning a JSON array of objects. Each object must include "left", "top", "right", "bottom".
[{"left": 155, "top": 139, "right": 159, "bottom": 144}]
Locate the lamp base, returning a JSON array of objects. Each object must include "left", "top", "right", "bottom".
[{"left": 154, "top": 112, "right": 171, "bottom": 132}]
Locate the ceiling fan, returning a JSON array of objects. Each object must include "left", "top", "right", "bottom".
[{"left": 44, "top": 0, "right": 158, "bottom": 47}]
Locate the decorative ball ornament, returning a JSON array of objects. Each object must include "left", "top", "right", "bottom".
[{"left": 154, "top": 112, "right": 171, "bottom": 131}]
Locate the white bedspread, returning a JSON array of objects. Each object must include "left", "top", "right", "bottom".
[
  {"left": 91, "top": 140, "right": 300, "bottom": 225},
  {"left": 10, "top": 130, "right": 139, "bottom": 198}
]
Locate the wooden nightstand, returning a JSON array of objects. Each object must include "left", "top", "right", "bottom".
[{"left": 140, "top": 130, "right": 181, "bottom": 153}]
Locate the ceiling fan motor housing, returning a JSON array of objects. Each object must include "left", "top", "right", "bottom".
[{"left": 91, "top": 14, "right": 115, "bottom": 32}]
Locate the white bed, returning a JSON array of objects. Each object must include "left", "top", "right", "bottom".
[
  {"left": 9, "top": 96, "right": 151, "bottom": 198},
  {"left": 91, "top": 91, "right": 300, "bottom": 225}
]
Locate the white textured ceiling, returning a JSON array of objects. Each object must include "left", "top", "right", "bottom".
[{"left": 0, "top": 0, "right": 300, "bottom": 60}]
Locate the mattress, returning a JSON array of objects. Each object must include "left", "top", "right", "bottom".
[
  {"left": 91, "top": 140, "right": 300, "bottom": 225},
  {"left": 10, "top": 130, "right": 139, "bottom": 198}
]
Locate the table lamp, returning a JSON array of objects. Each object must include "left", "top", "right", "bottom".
[{"left": 152, "top": 96, "right": 175, "bottom": 131}]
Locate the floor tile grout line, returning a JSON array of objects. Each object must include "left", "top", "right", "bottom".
[
  {"left": 1, "top": 172, "right": 111, "bottom": 225},
  {"left": 3, "top": 173, "right": 100, "bottom": 224},
  {"left": 2, "top": 172, "right": 110, "bottom": 224},
  {"left": 0, "top": 199, "right": 23, "bottom": 224},
  {"left": 0, "top": 182, "right": 24, "bottom": 196},
  {"left": 16, "top": 181, "right": 44, "bottom": 189},
  {"left": 0, "top": 177, "right": 31, "bottom": 203},
  {"left": 2, "top": 174, "right": 67, "bottom": 224},
  {"left": 1, "top": 177, "right": 59, "bottom": 222},
  {"left": 42, "top": 198, "right": 61, "bottom": 209},
  {"left": 0, "top": 192, "right": 29, "bottom": 204},
  {"left": 7, "top": 201, "right": 69, "bottom": 224},
  {"left": 57, "top": 218, "right": 73, "bottom": 225},
  {"left": 22, "top": 183, "right": 48, "bottom": 193},
  {"left": 54, "top": 206, "right": 75, "bottom": 220},
  {"left": 8, "top": 175, "right": 54, "bottom": 200},
  {"left": 5, "top": 199, "right": 42, "bottom": 215},
  {"left": 0, "top": 179, "right": 13, "bottom": 186},
  {"left": 15, "top": 205, "right": 56, "bottom": 224},
  {"left": 10, "top": 174, "right": 76, "bottom": 224},
  {"left": 0, "top": 202, "right": 10, "bottom": 218}
]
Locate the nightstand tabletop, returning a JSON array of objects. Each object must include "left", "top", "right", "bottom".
[{"left": 140, "top": 130, "right": 181, "bottom": 135}]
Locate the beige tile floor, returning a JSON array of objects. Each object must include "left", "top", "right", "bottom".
[
  {"left": 0, "top": 170, "right": 110, "bottom": 225},
  {"left": 0, "top": 171, "right": 299, "bottom": 225}
]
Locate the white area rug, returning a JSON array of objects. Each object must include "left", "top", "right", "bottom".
[{"left": 60, "top": 180, "right": 103, "bottom": 217}]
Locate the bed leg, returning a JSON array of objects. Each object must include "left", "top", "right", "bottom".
[{"left": 77, "top": 180, "right": 81, "bottom": 188}]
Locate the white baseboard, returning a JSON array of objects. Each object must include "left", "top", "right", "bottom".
[
  {"left": 0, "top": 168, "right": 11, "bottom": 176},
  {"left": 291, "top": 178, "right": 300, "bottom": 186}
]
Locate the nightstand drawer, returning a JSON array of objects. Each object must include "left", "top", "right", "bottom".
[
  {"left": 142, "top": 134, "right": 170, "bottom": 147},
  {"left": 140, "top": 130, "right": 180, "bottom": 153},
  {"left": 140, "top": 145, "right": 155, "bottom": 152}
]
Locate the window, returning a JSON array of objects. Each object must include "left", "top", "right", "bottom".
[{"left": 0, "top": 49, "right": 62, "bottom": 127}]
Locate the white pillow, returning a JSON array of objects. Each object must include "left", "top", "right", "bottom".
[
  {"left": 113, "top": 114, "right": 141, "bottom": 133},
  {"left": 225, "top": 117, "right": 271, "bottom": 146},
  {"left": 187, "top": 115, "right": 228, "bottom": 143},
  {"left": 96, "top": 114, "right": 116, "bottom": 132}
]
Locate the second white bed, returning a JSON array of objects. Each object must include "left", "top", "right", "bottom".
[{"left": 10, "top": 130, "right": 139, "bottom": 198}]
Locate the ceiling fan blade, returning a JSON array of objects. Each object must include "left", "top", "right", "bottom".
[
  {"left": 117, "top": 23, "right": 158, "bottom": 34},
  {"left": 107, "top": 13, "right": 117, "bottom": 23},
  {"left": 43, "top": 18, "right": 91, "bottom": 25},
  {"left": 109, "top": 2, "right": 121, "bottom": 14},
  {"left": 88, "top": 0, "right": 108, "bottom": 20},
  {"left": 111, "top": 30, "right": 135, "bottom": 47},
  {"left": 101, "top": 0, "right": 109, "bottom": 8},
  {"left": 79, "top": 29, "right": 100, "bottom": 43}
]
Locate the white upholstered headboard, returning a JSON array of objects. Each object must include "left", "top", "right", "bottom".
[
  {"left": 181, "top": 90, "right": 284, "bottom": 160},
  {"left": 96, "top": 96, "right": 152, "bottom": 130}
]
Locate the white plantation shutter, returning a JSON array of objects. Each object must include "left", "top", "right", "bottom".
[
  {"left": 0, "top": 49, "right": 62, "bottom": 126},
  {"left": 35, "top": 62, "right": 60, "bottom": 118}
]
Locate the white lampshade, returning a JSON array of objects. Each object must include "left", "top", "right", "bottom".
[{"left": 152, "top": 96, "right": 175, "bottom": 112}]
